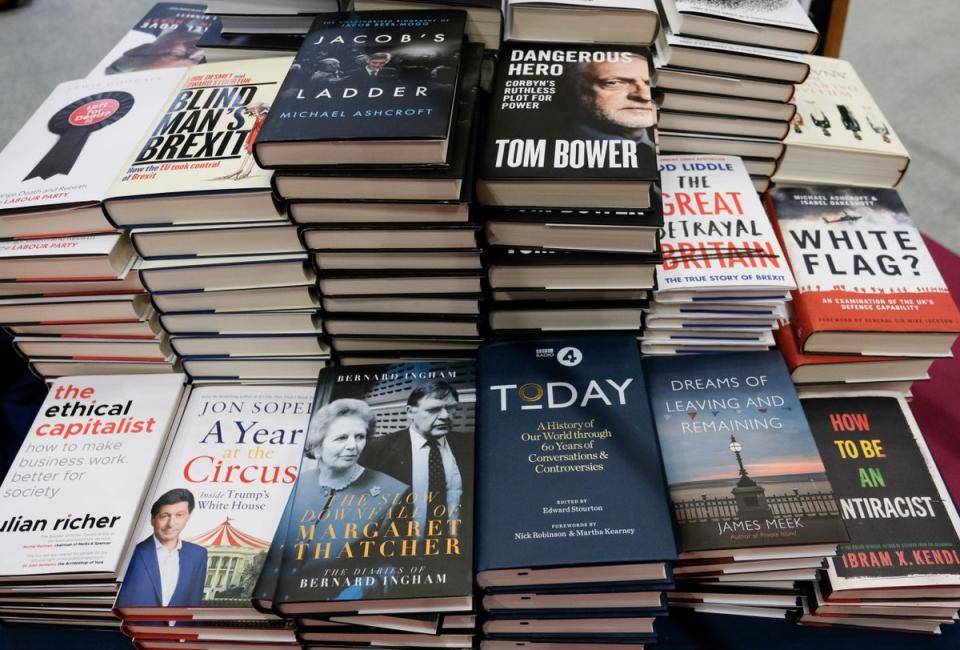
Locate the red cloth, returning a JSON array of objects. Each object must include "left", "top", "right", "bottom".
[{"left": 910, "top": 236, "right": 960, "bottom": 507}]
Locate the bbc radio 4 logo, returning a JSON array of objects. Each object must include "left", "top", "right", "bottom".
[{"left": 534, "top": 346, "right": 583, "bottom": 367}]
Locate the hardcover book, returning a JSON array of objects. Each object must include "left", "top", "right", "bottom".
[
  {"left": 655, "top": 31, "right": 809, "bottom": 83},
  {"left": 506, "top": 0, "right": 659, "bottom": 46},
  {"left": 0, "top": 234, "right": 135, "bottom": 281},
  {"left": 352, "top": 0, "right": 503, "bottom": 49},
  {"left": 89, "top": 3, "right": 213, "bottom": 77},
  {"left": 477, "top": 43, "right": 658, "bottom": 209},
  {"left": 475, "top": 335, "right": 676, "bottom": 589},
  {"left": 659, "top": 0, "right": 818, "bottom": 53},
  {"left": 0, "top": 69, "right": 185, "bottom": 239},
  {"left": 643, "top": 351, "right": 848, "bottom": 556},
  {"left": 272, "top": 361, "right": 476, "bottom": 614},
  {"left": 801, "top": 394, "right": 960, "bottom": 594},
  {"left": 0, "top": 374, "right": 187, "bottom": 581},
  {"left": 102, "top": 57, "right": 294, "bottom": 228},
  {"left": 114, "top": 384, "right": 312, "bottom": 619},
  {"left": 766, "top": 186, "right": 960, "bottom": 356},
  {"left": 657, "top": 154, "right": 795, "bottom": 294},
  {"left": 255, "top": 11, "right": 466, "bottom": 166}
]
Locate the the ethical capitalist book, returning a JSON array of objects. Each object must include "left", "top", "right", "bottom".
[
  {"left": 802, "top": 394, "right": 960, "bottom": 591},
  {"left": 0, "top": 374, "right": 186, "bottom": 580},
  {"left": 657, "top": 154, "right": 795, "bottom": 293},
  {"left": 480, "top": 43, "right": 659, "bottom": 182},
  {"left": 0, "top": 69, "right": 185, "bottom": 220},
  {"left": 257, "top": 11, "right": 465, "bottom": 149},
  {"left": 114, "top": 384, "right": 312, "bottom": 615},
  {"left": 475, "top": 336, "right": 676, "bottom": 576},
  {"left": 88, "top": 3, "right": 213, "bottom": 77},
  {"left": 272, "top": 361, "right": 476, "bottom": 613},
  {"left": 644, "top": 351, "right": 847, "bottom": 553},
  {"left": 766, "top": 186, "right": 960, "bottom": 344}
]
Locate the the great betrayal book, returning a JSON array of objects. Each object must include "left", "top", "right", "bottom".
[
  {"left": 114, "top": 384, "right": 313, "bottom": 618},
  {"left": 102, "top": 57, "right": 294, "bottom": 228},
  {"left": 272, "top": 361, "right": 476, "bottom": 614},
  {"left": 477, "top": 43, "right": 658, "bottom": 209},
  {"left": 0, "top": 374, "right": 187, "bottom": 581},
  {"left": 475, "top": 336, "right": 676, "bottom": 589},
  {"left": 802, "top": 394, "right": 960, "bottom": 593},
  {"left": 255, "top": 11, "right": 466, "bottom": 166},
  {"left": 0, "top": 69, "right": 185, "bottom": 239},
  {"left": 658, "top": 154, "right": 795, "bottom": 294},
  {"left": 766, "top": 186, "right": 960, "bottom": 355},
  {"left": 643, "top": 351, "right": 848, "bottom": 556}
]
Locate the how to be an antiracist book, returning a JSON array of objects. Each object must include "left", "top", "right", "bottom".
[
  {"left": 114, "top": 384, "right": 312, "bottom": 620},
  {"left": 272, "top": 361, "right": 476, "bottom": 615},
  {"left": 643, "top": 351, "right": 848, "bottom": 558},
  {"left": 0, "top": 374, "right": 187, "bottom": 583},
  {"left": 766, "top": 186, "right": 960, "bottom": 356}
]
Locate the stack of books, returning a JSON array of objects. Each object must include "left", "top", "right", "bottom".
[
  {"left": 766, "top": 186, "right": 960, "bottom": 398},
  {"left": 0, "top": 69, "right": 187, "bottom": 380},
  {"left": 477, "top": 41, "right": 662, "bottom": 336},
  {"left": 653, "top": 0, "right": 818, "bottom": 193},
  {"left": 257, "top": 11, "right": 484, "bottom": 365},
  {"left": 643, "top": 154, "right": 795, "bottom": 355},
  {"left": 773, "top": 55, "right": 911, "bottom": 189},
  {"left": 644, "top": 351, "right": 849, "bottom": 620},
  {"left": 99, "top": 56, "right": 332, "bottom": 383},
  {"left": 0, "top": 374, "right": 187, "bottom": 628},
  {"left": 477, "top": 335, "right": 678, "bottom": 648},
  {"left": 799, "top": 392, "right": 960, "bottom": 634}
]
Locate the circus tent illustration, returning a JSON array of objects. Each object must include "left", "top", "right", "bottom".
[{"left": 189, "top": 518, "right": 270, "bottom": 600}]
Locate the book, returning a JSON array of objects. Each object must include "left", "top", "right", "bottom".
[
  {"left": 643, "top": 351, "right": 848, "bottom": 558},
  {"left": 658, "top": 90, "right": 796, "bottom": 122},
  {"left": 659, "top": 130, "right": 784, "bottom": 159},
  {"left": 0, "top": 374, "right": 187, "bottom": 582},
  {"left": 323, "top": 293, "right": 481, "bottom": 314},
  {"left": 180, "top": 357, "right": 327, "bottom": 382},
  {"left": 197, "top": 18, "right": 304, "bottom": 62},
  {"left": 169, "top": 334, "right": 329, "bottom": 358},
  {"left": 653, "top": 64, "right": 795, "bottom": 103},
  {"left": 12, "top": 336, "right": 174, "bottom": 363},
  {"left": 0, "top": 274, "right": 145, "bottom": 299},
  {"left": 289, "top": 200, "right": 470, "bottom": 224},
  {"left": 139, "top": 254, "right": 313, "bottom": 293},
  {"left": 0, "top": 294, "right": 152, "bottom": 327},
  {"left": 658, "top": 0, "right": 818, "bottom": 53},
  {"left": 0, "top": 234, "right": 135, "bottom": 281},
  {"left": 0, "top": 69, "right": 185, "bottom": 239},
  {"left": 312, "top": 249, "right": 483, "bottom": 271},
  {"left": 765, "top": 186, "right": 960, "bottom": 356},
  {"left": 150, "top": 284, "right": 319, "bottom": 314},
  {"left": 657, "top": 111, "right": 789, "bottom": 140},
  {"left": 130, "top": 223, "right": 302, "bottom": 260},
  {"left": 301, "top": 224, "right": 479, "bottom": 251},
  {"left": 113, "top": 384, "right": 312, "bottom": 619},
  {"left": 102, "top": 57, "right": 294, "bottom": 228},
  {"left": 477, "top": 43, "right": 658, "bottom": 209},
  {"left": 801, "top": 394, "right": 960, "bottom": 597},
  {"left": 271, "top": 361, "right": 476, "bottom": 614},
  {"left": 475, "top": 335, "right": 676, "bottom": 590},
  {"left": 353, "top": 0, "right": 503, "bottom": 49},
  {"left": 505, "top": 0, "right": 659, "bottom": 46},
  {"left": 656, "top": 155, "right": 795, "bottom": 295},
  {"left": 773, "top": 56, "right": 910, "bottom": 188},
  {"left": 654, "top": 32, "right": 810, "bottom": 83},
  {"left": 487, "top": 249, "right": 658, "bottom": 291},
  {"left": 159, "top": 310, "right": 321, "bottom": 335},
  {"left": 28, "top": 360, "right": 177, "bottom": 380},
  {"left": 89, "top": 3, "right": 213, "bottom": 77},
  {"left": 255, "top": 11, "right": 466, "bottom": 167}
]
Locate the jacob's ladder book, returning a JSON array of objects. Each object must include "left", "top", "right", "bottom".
[
  {"left": 476, "top": 335, "right": 676, "bottom": 590},
  {"left": 0, "top": 374, "right": 187, "bottom": 584},
  {"left": 114, "top": 384, "right": 313, "bottom": 621},
  {"left": 102, "top": 56, "right": 294, "bottom": 228},
  {"left": 766, "top": 186, "right": 960, "bottom": 356},
  {"left": 0, "top": 69, "right": 185, "bottom": 240}
]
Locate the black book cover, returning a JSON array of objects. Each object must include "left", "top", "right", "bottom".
[
  {"left": 198, "top": 17, "right": 305, "bottom": 52},
  {"left": 480, "top": 196, "right": 664, "bottom": 228},
  {"left": 486, "top": 248, "right": 662, "bottom": 266},
  {"left": 258, "top": 11, "right": 466, "bottom": 147},
  {"left": 480, "top": 42, "right": 658, "bottom": 181}
]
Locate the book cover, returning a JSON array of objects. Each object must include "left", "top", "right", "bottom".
[
  {"left": 104, "top": 56, "right": 294, "bottom": 206},
  {"left": 643, "top": 351, "right": 848, "bottom": 553},
  {"left": 801, "top": 395, "right": 960, "bottom": 591},
  {"left": 670, "top": 0, "right": 816, "bottom": 33},
  {"left": 480, "top": 42, "right": 658, "bottom": 182},
  {"left": 657, "top": 155, "right": 795, "bottom": 293},
  {"left": 0, "top": 70, "right": 185, "bottom": 218},
  {"left": 89, "top": 3, "right": 213, "bottom": 77},
  {"left": 114, "top": 384, "right": 312, "bottom": 614},
  {"left": 272, "top": 361, "right": 475, "bottom": 612},
  {"left": 257, "top": 11, "right": 465, "bottom": 147},
  {"left": 475, "top": 336, "right": 676, "bottom": 576},
  {"left": 0, "top": 374, "right": 186, "bottom": 579},
  {"left": 766, "top": 186, "right": 960, "bottom": 343}
]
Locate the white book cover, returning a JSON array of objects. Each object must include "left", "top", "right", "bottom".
[
  {"left": 0, "top": 374, "right": 187, "bottom": 578},
  {"left": 0, "top": 69, "right": 185, "bottom": 216},
  {"left": 672, "top": 0, "right": 815, "bottom": 33},
  {"left": 115, "top": 384, "right": 312, "bottom": 609},
  {"left": 0, "top": 235, "right": 121, "bottom": 260},
  {"left": 657, "top": 154, "right": 795, "bottom": 293},
  {"left": 662, "top": 31, "right": 807, "bottom": 63}
]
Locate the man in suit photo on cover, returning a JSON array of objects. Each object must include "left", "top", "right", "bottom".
[
  {"left": 115, "top": 488, "right": 208, "bottom": 608},
  {"left": 359, "top": 380, "right": 471, "bottom": 538}
]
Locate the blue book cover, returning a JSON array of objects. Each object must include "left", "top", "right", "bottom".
[
  {"left": 476, "top": 335, "right": 677, "bottom": 584},
  {"left": 644, "top": 351, "right": 848, "bottom": 554}
]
